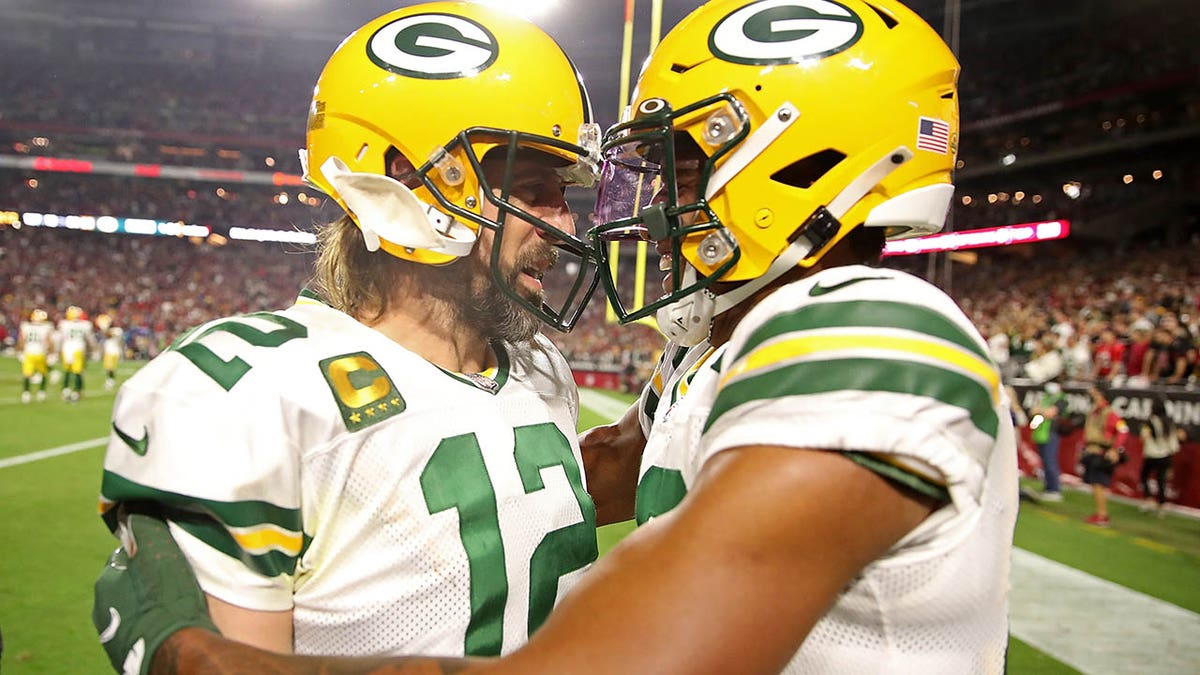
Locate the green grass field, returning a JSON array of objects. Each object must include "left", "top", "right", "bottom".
[{"left": 2, "top": 360, "right": 1198, "bottom": 673}]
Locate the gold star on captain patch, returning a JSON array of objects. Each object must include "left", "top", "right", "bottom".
[
  {"left": 349, "top": 413, "right": 361, "bottom": 423},
  {"left": 377, "top": 401, "right": 388, "bottom": 411},
  {"left": 365, "top": 407, "right": 375, "bottom": 416},
  {"left": 391, "top": 397, "right": 401, "bottom": 406}
]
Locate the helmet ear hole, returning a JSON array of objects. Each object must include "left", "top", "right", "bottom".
[
  {"left": 769, "top": 149, "right": 847, "bottom": 190},
  {"left": 385, "top": 147, "right": 421, "bottom": 189}
]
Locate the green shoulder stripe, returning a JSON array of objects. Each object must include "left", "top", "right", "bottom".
[
  {"left": 846, "top": 453, "right": 951, "bottom": 502},
  {"left": 100, "top": 470, "right": 303, "bottom": 577},
  {"left": 705, "top": 356, "right": 998, "bottom": 438},
  {"left": 737, "top": 300, "right": 989, "bottom": 363}
]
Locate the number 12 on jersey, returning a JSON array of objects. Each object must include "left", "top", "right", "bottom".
[{"left": 421, "top": 422, "right": 597, "bottom": 656}]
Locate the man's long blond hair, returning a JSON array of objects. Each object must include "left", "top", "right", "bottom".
[{"left": 310, "top": 215, "right": 407, "bottom": 322}]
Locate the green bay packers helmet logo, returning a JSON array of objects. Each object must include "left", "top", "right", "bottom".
[
  {"left": 709, "top": 0, "right": 864, "bottom": 65},
  {"left": 367, "top": 13, "right": 499, "bottom": 80}
]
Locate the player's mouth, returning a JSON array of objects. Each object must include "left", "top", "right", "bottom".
[{"left": 517, "top": 260, "right": 551, "bottom": 297}]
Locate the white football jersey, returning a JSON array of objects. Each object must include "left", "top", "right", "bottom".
[
  {"left": 103, "top": 328, "right": 124, "bottom": 357},
  {"left": 636, "top": 265, "right": 1017, "bottom": 674},
  {"left": 20, "top": 320, "right": 53, "bottom": 356},
  {"left": 58, "top": 318, "right": 92, "bottom": 353},
  {"left": 101, "top": 291, "right": 597, "bottom": 657}
]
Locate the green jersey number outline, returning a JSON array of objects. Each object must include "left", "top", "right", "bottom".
[
  {"left": 170, "top": 313, "right": 308, "bottom": 391},
  {"left": 421, "top": 422, "right": 597, "bottom": 656}
]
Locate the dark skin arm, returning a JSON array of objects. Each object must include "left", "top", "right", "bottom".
[
  {"left": 578, "top": 402, "right": 646, "bottom": 525},
  {"left": 153, "top": 446, "right": 936, "bottom": 675}
]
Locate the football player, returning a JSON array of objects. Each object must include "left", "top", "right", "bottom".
[
  {"left": 17, "top": 308, "right": 53, "bottom": 403},
  {"left": 96, "top": 314, "right": 124, "bottom": 390},
  {"left": 58, "top": 305, "right": 95, "bottom": 402},
  {"left": 94, "top": 1, "right": 616, "bottom": 670},
  {"left": 95, "top": 1, "right": 1018, "bottom": 673}
]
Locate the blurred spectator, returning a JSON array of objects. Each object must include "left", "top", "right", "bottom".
[
  {"left": 1080, "top": 386, "right": 1131, "bottom": 527},
  {"left": 1029, "top": 379, "right": 1067, "bottom": 501},
  {"left": 1023, "top": 333, "right": 1064, "bottom": 384},
  {"left": 1138, "top": 397, "right": 1183, "bottom": 517},
  {"left": 1093, "top": 329, "right": 1127, "bottom": 383},
  {"left": 1124, "top": 320, "right": 1156, "bottom": 387}
]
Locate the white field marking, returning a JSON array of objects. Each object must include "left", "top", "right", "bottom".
[
  {"left": 1010, "top": 547, "right": 1200, "bottom": 675},
  {"left": 578, "top": 388, "right": 634, "bottom": 424},
  {"left": 0, "top": 437, "right": 108, "bottom": 469}
]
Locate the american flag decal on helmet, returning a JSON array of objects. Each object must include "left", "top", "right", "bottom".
[{"left": 916, "top": 117, "right": 950, "bottom": 154}]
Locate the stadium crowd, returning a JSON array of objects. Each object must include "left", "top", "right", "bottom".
[
  {"left": 3, "top": 225, "right": 1197, "bottom": 393},
  {"left": 0, "top": 173, "right": 328, "bottom": 233}
]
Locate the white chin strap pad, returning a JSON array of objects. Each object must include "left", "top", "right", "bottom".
[
  {"left": 656, "top": 267, "right": 716, "bottom": 347},
  {"left": 320, "top": 156, "right": 476, "bottom": 256}
]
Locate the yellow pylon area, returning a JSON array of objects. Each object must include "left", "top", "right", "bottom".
[{"left": 606, "top": 0, "right": 663, "bottom": 331}]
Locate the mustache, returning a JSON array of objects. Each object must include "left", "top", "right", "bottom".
[{"left": 509, "top": 242, "right": 560, "bottom": 281}]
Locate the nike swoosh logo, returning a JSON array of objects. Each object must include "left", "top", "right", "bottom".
[
  {"left": 112, "top": 423, "right": 149, "bottom": 456},
  {"left": 99, "top": 607, "right": 121, "bottom": 643},
  {"left": 808, "top": 276, "right": 889, "bottom": 297}
]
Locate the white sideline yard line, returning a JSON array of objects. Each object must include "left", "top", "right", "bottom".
[
  {"left": 1010, "top": 548, "right": 1200, "bottom": 675},
  {"left": 578, "top": 388, "right": 633, "bottom": 422},
  {"left": 0, "top": 437, "right": 107, "bottom": 469}
]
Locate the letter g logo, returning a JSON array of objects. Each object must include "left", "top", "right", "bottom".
[
  {"left": 368, "top": 13, "right": 499, "bottom": 80},
  {"left": 709, "top": 0, "right": 863, "bottom": 65}
]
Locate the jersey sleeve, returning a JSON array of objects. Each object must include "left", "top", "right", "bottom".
[
  {"left": 701, "top": 269, "right": 1004, "bottom": 504},
  {"left": 100, "top": 347, "right": 305, "bottom": 612}
]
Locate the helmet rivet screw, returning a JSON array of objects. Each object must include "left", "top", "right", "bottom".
[
  {"left": 698, "top": 230, "right": 733, "bottom": 265},
  {"left": 551, "top": 124, "right": 562, "bottom": 137},
  {"left": 891, "top": 153, "right": 906, "bottom": 164},
  {"left": 755, "top": 208, "right": 773, "bottom": 229},
  {"left": 777, "top": 109, "right": 793, "bottom": 122},
  {"left": 465, "top": 196, "right": 477, "bottom": 209}
]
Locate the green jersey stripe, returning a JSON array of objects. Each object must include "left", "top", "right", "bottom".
[
  {"left": 736, "top": 300, "right": 990, "bottom": 365},
  {"left": 642, "top": 387, "right": 661, "bottom": 422},
  {"left": 846, "top": 453, "right": 951, "bottom": 502},
  {"left": 101, "top": 470, "right": 302, "bottom": 532},
  {"left": 169, "top": 505, "right": 300, "bottom": 578},
  {"left": 705, "top": 357, "right": 999, "bottom": 438}
]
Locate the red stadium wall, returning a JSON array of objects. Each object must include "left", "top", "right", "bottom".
[
  {"left": 572, "top": 369, "right": 622, "bottom": 391},
  {"left": 1018, "top": 428, "right": 1200, "bottom": 509}
]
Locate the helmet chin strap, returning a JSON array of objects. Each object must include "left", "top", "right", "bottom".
[
  {"left": 656, "top": 146, "right": 913, "bottom": 346},
  {"left": 319, "top": 156, "right": 476, "bottom": 256}
]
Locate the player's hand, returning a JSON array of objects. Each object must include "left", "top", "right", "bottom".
[{"left": 93, "top": 513, "right": 219, "bottom": 675}]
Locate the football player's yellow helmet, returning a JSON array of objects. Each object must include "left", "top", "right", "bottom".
[
  {"left": 65, "top": 306, "right": 83, "bottom": 321},
  {"left": 30, "top": 308, "right": 48, "bottom": 323},
  {"left": 95, "top": 313, "right": 113, "bottom": 331},
  {"left": 302, "top": 1, "right": 601, "bottom": 331},
  {"left": 591, "top": 0, "right": 959, "bottom": 344}
]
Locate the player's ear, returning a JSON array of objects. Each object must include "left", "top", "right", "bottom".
[{"left": 385, "top": 148, "right": 420, "bottom": 189}]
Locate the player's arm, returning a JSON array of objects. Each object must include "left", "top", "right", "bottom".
[
  {"left": 498, "top": 444, "right": 939, "bottom": 675},
  {"left": 578, "top": 401, "right": 646, "bottom": 525},
  {"left": 205, "top": 595, "right": 293, "bottom": 654},
  {"left": 111, "top": 445, "right": 935, "bottom": 675}
]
